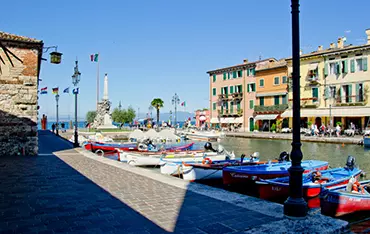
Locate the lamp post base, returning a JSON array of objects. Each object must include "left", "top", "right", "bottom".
[{"left": 284, "top": 197, "right": 307, "bottom": 218}]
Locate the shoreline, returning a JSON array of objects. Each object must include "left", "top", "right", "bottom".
[{"left": 226, "top": 132, "right": 363, "bottom": 145}]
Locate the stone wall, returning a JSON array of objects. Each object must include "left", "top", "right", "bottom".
[{"left": 0, "top": 45, "right": 40, "bottom": 156}]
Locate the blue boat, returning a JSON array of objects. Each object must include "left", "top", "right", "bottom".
[
  {"left": 363, "top": 136, "right": 370, "bottom": 148},
  {"left": 223, "top": 160, "right": 329, "bottom": 185}
]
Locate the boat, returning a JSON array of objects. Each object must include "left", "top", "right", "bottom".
[
  {"left": 363, "top": 135, "right": 370, "bottom": 148},
  {"left": 320, "top": 179, "right": 370, "bottom": 217},
  {"left": 257, "top": 156, "right": 362, "bottom": 206},
  {"left": 160, "top": 152, "right": 235, "bottom": 176},
  {"left": 180, "top": 152, "right": 279, "bottom": 181},
  {"left": 223, "top": 158, "right": 329, "bottom": 186},
  {"left": 84, "top": 141, "right": 195, "bottom": 153}
]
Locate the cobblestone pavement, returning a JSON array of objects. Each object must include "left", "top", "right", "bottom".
[{"left": 0, "top": 131, "right": 281, "bottom": 233}]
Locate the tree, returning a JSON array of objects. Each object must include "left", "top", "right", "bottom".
[
  {"left": 151, "top": 98, "right": 164, "bottom": 131},
  {"left": 126, "top": 106, "right": 136, "bottom": 123},
  {"left": 86, "top": 111, "right": 97, "bottom": 124},
  {"left": 112, "top": 106, "right": 136, "bottom": 124}
]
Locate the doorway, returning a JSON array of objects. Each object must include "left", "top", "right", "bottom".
[{"left": 249, "top": 118, "right": 254, "bottom": 132}]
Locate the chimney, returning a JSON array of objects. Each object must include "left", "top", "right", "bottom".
[
  {"left": 366, "top": 29, "right": 370, "bottom": 45},
  {"left": 243, "top": 59, "right": 249, "bottom": 64},
  {"left": 337, "top": 37, "right": 344, "bottom": 49},
  {"left": 317, "top": 45, "right": 323, "bottom": 51},
  {"left": 299, "top": 49, "right": 303, "bottom": 55},
  {"left": 329, "top": 42, "right": 336, "bottom": 49}
]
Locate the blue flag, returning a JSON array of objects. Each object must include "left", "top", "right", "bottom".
[
  {"left": 63, "top": 87, "right": 69, "bottom": 93},
  {"left": 73, "top": 88, "right": 79, "bottom": 94}
]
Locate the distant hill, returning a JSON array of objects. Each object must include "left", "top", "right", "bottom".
[{"left": 142, "top": 111, "right": 194, "bottom": 121}]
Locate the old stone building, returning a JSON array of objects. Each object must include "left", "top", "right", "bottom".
[{"left": 0, "top": 32, "right": 43, "bottom": 156}]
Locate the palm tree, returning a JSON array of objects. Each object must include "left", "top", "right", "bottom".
[{"left": 151, "top": 98, "right": 164, "bottom": 131}]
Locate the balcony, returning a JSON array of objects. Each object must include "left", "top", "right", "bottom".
[
  {"left": 288, "top": 97, "right": 319, "bottom": 108},
  {"left": 335, "top": 95, "right": 366, "bottom": 106},
  {"left": 231, "top": 92, "right": 243, "bottom": 100},
  {"left": 218, "top": 108, "right": 243, "bottom": 117},
  {"left": 254, "top": 104, "right": 288, "bottom": 113},
  {"left": 306, "top": 76, "right": 319, "bottom": 83},
  {"left": 218, "top": 94, "right": 229, "bottom": 101}
]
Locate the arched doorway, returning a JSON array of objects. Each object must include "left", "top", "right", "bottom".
[
  {"left": 249, "top": 118, "right": 254, "bottom": 132},
  {"left": 315, "top": 117, "right": 322, "bottom": 127}
]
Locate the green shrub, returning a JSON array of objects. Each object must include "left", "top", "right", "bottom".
[
  {"left": 271, "top": 123, "right": 276, "bottom": 132},
  {"left": 254, "top": 124, "right": 259, "bottom": 131},
  {"left": 336, "top": 122, "right": 342, "bottom": 126}
]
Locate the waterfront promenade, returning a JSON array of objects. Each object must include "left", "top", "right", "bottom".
[{"left": 0, "top": 131, "right": 348, "bottom": 233}]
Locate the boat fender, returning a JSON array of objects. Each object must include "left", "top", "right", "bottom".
[
  {"left": 345, "top": 155, "right": 356, "bottom": 170},
  {"left": 202, "top": 158, "right": 212, "bottom": 164},
  {"left": 204, "top": 142, "right": 217, "bottom": 152},
  {"left": 95, "top": 149, "right": 104, "bottom": 157},
  {"left": 352, "top": 181, "right": 365, "bottom": 194}
]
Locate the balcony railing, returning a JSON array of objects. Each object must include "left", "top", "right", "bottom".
[
  {"left": 288, "top": 97, "right": 319, "bottom": 108},
  {"left": 218, "top": 94, "right": 229, "bottom": 100},
  {"left": 218, "top": 108, "right": 243, "bottom": 117},
  {"left": 306, "top": 76, "right": 319, "bottom": 83},
  {"left": 335, "top": 95, "right": 366, "bottom": 106},
  {"left": 254, "top": 104, "right": 288, "bottom": 113}
]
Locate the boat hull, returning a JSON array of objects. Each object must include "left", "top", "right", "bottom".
[
  {"left": 320, "top": 180, "right": 370, "bottom": 217},
  {"left": 84, "top": 142, "right": 195, "bottom": 153},
  {"left": 364, "top": 136, "right": 370, "bottom": 148},
  {"left": 223, "top": 161, "right": 329, "bottom": 186}
]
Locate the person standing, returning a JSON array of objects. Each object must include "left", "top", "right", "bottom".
[{"left": 51, "top": 123, "right": 56, "bottom": 133}]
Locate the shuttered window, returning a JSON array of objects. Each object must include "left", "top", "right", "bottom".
[
  {"left": 213, "top": 103, "right": 216, "bottom": 110},
  {"left": 350, "top": 60, "right": 355, "bottom": 73},
  {"left": 213, "top": 74, "right": 216, "bottom": 82},
  {"left": 212, "top": 88, "right": 216, "bottom": 96}
]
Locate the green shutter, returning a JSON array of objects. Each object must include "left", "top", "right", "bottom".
[
  {"left": 343, "top": 60, "right": 348, "bottom": 73},
  {"left": 312, "top": 88, "right": 318, "bottom": 102},
  {"left": 260, "top": 97, "right": 264, "bottom": 106},
  {"left": 213, "top": 103, "right": 216, "bottom": 110},
  {"left": 247, "top": 69, "right": 250, "bottom": 76},
  {"left": 221, "top": 106, "right": 223, "bottom": 114},
  {"left": 249, "top": 100, "right": 253, "bottom": 109},
  {"left": 324, "top": 63, "right": 328, "bottom": 76},
  {"left": 350, "top": 60, "right": 355, "bottom": 73},
  {"left": 363, "top": 58, "right": 368, "bottom": 71},
  {"left": 237, "top": 102, "right": 241, "bottom": 111},
  {"left": 233, "top": 71, "right": 237, "bottom": 78},
  {"left": 274, "top": 96, "right": 279, "bottom": 105},
  {"left": 247, "top": 84, "right": 250, "bottom": 92},
  {"left": 282, "top": 95, "right": 287, "bottom": 104},
  {"left": 223, "top": 73, "right": 226, "bottom": 80},
  {"left": 336, "top": 62, "right": 341, "bottom": 74},
  {"left": 230, "top": 86, "right": 234, "bottom": 94},
  {"left": 348, "top": 84, "right": 352, "bottom": 103},
  {"left": 356, "top": 83, "right": 360, "bottom": 102},
  {"left": 213, "top": 88, "right": 216, "bottom": 96},
  {"left": 221, "top": 88, "right": 223, "bottom": 95},
  {"left": 230, "top": 102, "right": 234, "bottom": 113},
  {"left": 228, "top": 72, "right": 230, "bottom": 79}
]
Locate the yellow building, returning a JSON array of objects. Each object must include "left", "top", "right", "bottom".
[{"left": 282, "top": 29, "right": 370, "bottom": 131}]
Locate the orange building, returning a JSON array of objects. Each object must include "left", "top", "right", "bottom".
[{"left": 254, "top": 59, "right": 289, "bottom": 131}]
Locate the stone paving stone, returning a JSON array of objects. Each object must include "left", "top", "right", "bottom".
[{"left": 0, "top": 131, "right": 281, "bottom": 233}]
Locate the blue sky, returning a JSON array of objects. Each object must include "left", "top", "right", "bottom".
[{"left": 2, "top": 0, "right": 369, "bottom": 119}]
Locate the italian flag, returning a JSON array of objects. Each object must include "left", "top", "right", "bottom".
[
  {"left": 90, "top": 53, "right": 98, "bottom": 62},
  {"left": 181, "top": 101, "right": 186, "bottom": 107}
]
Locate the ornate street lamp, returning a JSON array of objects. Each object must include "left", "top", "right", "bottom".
[
  {"left": 172, "top": 93, "right": 180, "bottom": 134},
  {"left": 72, "top": 60, "right": 81, "bottom": 147},
  {"left": 284, "top": 0, "right": 307, "bottom": 218},
  {"left": 55, "top": 94, "right": 60, "bottom": 136}
]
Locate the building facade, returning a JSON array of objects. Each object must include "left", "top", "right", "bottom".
[
  {"left": 194, "top": 109, "right": 210, "bottom": 128},
  {"left": 282, "top": 29, "right": 370, "bottom": 131},
  {"left": 0, "top": 32, "right": 43, "bottom": 156},
  {"left": 254, "top": 59, "right": 289, "bottom": 131}
]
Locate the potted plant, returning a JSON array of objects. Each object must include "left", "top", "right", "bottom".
[{"left": 271, "top": 123, "right": 276, "bottom": 133}]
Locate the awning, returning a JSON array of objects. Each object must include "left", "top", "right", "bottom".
[
  {"left": 256, "top": 92, "right": 288, "bottom": 97},
  {"left": 210, "top": 118, "right": 219, "bottom": 123},
  {"left": 308, "top": 63, "right": 318, "bottom": 70},
  {"left": 281, "top": 107, "right": 370, "bottom": 118},
  {"left": 199, "top": 116, "right": 207, "bottom": 121},
  {"left": 254, "top": 114, "right": 278, "bottom": 121}
]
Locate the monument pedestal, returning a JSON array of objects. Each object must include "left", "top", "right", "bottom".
[{"left": 97, "top": 113, "right": 117, "bottom": 129}]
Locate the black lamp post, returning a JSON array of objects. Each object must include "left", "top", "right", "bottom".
[
  {"left": 172, "top": 93, "right": 180, "bottom": 134},
  {"left": 72, "top": 60, "right": 81, "bottom": 148},
  {"left": 284, "top": 0, "right": 307, "bottom": 218}
]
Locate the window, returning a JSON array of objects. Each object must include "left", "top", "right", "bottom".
[
  {"left": 213, "top": 74, "right": 216, "bottom": 82},
  {"left": 235, "top": 85, "right": 243, "bottom": 93},
  {"left": 237, "top": 70, "right": 243, "bottom": 77},
  {"left": 251, "top": 83, "right": 256, "bottom": 92},
  {"left": 212, "top": 102, "right": 216, "bottom": 110},
  {"left": 274, "top": 96, "right": 280, "bottom": 105},
  {"left": 341, "top": 85, "right": 352, "bottom": 103},
  {"left": 230, "top": 101, "right": 234, "bottom": 113},
  {"left": 282, "top": 76, "right": 287, "bottom": 84},
  {"left": 232, "top": 71, "right": 237, "bottom": 78},
  {"left": 259, "top": 79, "right": 264, "bottom": 87},
  {"left": 356, "top": 58, "right": 363, "bottom": 71},
  {"left": 223, "top": 73, "right": 226, "bottom": 80},
  {"left": 260, "top": 97, "right": 264, "bottom": 106},
  {"left": 249, "top": 100, "right": 254, "bottom": 109},
  {"left": 282, "top": 95, "right": 287, "bottom": 104},
  {"left": 341, "top": 60, "right": 348, "bottom": 74},
  {"left": 212, "top": 88, "right": 216, "bottom": 96},
  {"left": 228, "top": 72, "right": 231, "bottom": 79},
  {"left": 356, "top": 83, "right": 364, "bottom": 102},
  {"left": 236, "top": 101, "right": 241, "bottom": 111},
  {"left": 329, "top": 62, "right": 337, "bottom": 75},
  {"left": 248, "top": 68, "right": 255, "bottom": 76},
  {"left": 312, "top": 87, "right": 318, "bottom": 103},
  {"left": 274, "top": 77, "right": 280, "bottom": 85},
  {"left": 230, "top": 86, "right": 234, "bottom": 94},
  {"left": 329, "top": 86, "right": 336, "bottom": 99}
]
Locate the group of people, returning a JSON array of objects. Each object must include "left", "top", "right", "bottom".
[
  {"left": 309, "top": 122, "right": 357, "bottom": 137},
  {"left": 51, "top": 122, "right": 67, "bottom": 133}
]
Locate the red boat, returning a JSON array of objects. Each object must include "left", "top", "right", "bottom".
[
  {"left": 84, "top": 142, "right": 195, "bottom": 153},
  {"left": 257, "top": 167, "right": 362, "bottom": 208},
  {"left": 321, "top": 179, "right": 370, "bottom": 217},
  {"left": 223, "top": 160, "right": 329, "bottom": 186}
]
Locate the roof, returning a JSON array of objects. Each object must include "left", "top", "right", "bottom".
[
  {"left": 256, "top": 60, "right": 287, "bottom": 72},
  {"left": 206, "top": 58, "right": 276, "bottom": 75},
  {"left": 286, "top": 43, "right": 370, "bottom": 60},
  {"left": 0, "top": 31, "right": 42, "bottom": 44}
]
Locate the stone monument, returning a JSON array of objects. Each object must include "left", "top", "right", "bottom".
[{"left": 92, "top": 73, "right": 117, "bottom": 129}]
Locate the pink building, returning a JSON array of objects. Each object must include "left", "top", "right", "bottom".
[
  {"left": 195, "top": 109, "right": 210, "bottom": 128},
  {"left": 207, "top": 59, "right": 273, "bottom": 131}
]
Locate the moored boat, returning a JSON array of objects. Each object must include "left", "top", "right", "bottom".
[
  {"left": 223, "top": 159, "right": 329, "bottom": 185},
  {"left": 320, "top": 179, "right": 370, "bottom": 217},
  {"left": 257, "top": 157, "right": 361, "bottom": 206}
]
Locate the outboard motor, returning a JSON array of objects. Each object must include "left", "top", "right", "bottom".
[
  {"left": 240, "top": 153, "right": 246, "bottom": 163},
  {"left": 278, "top": 151, "right": 290, "bottom": 162},
  {"left": 345, "top": 155, "right": 356, "bottom": 170},
  {"left": 204, "top": 142, "right": 217, "bottom": 152},
  {"left": 138, "top": 143, "right": 148, "bottom": 151}
]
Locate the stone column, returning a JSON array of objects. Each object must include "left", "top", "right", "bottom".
[{"left": 103, "top": 73, "right": 108, "bottom": 100}]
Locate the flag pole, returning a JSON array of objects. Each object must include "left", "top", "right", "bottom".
[{"left": 96, "top": 52, "right": 100, "bottom": 110}]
